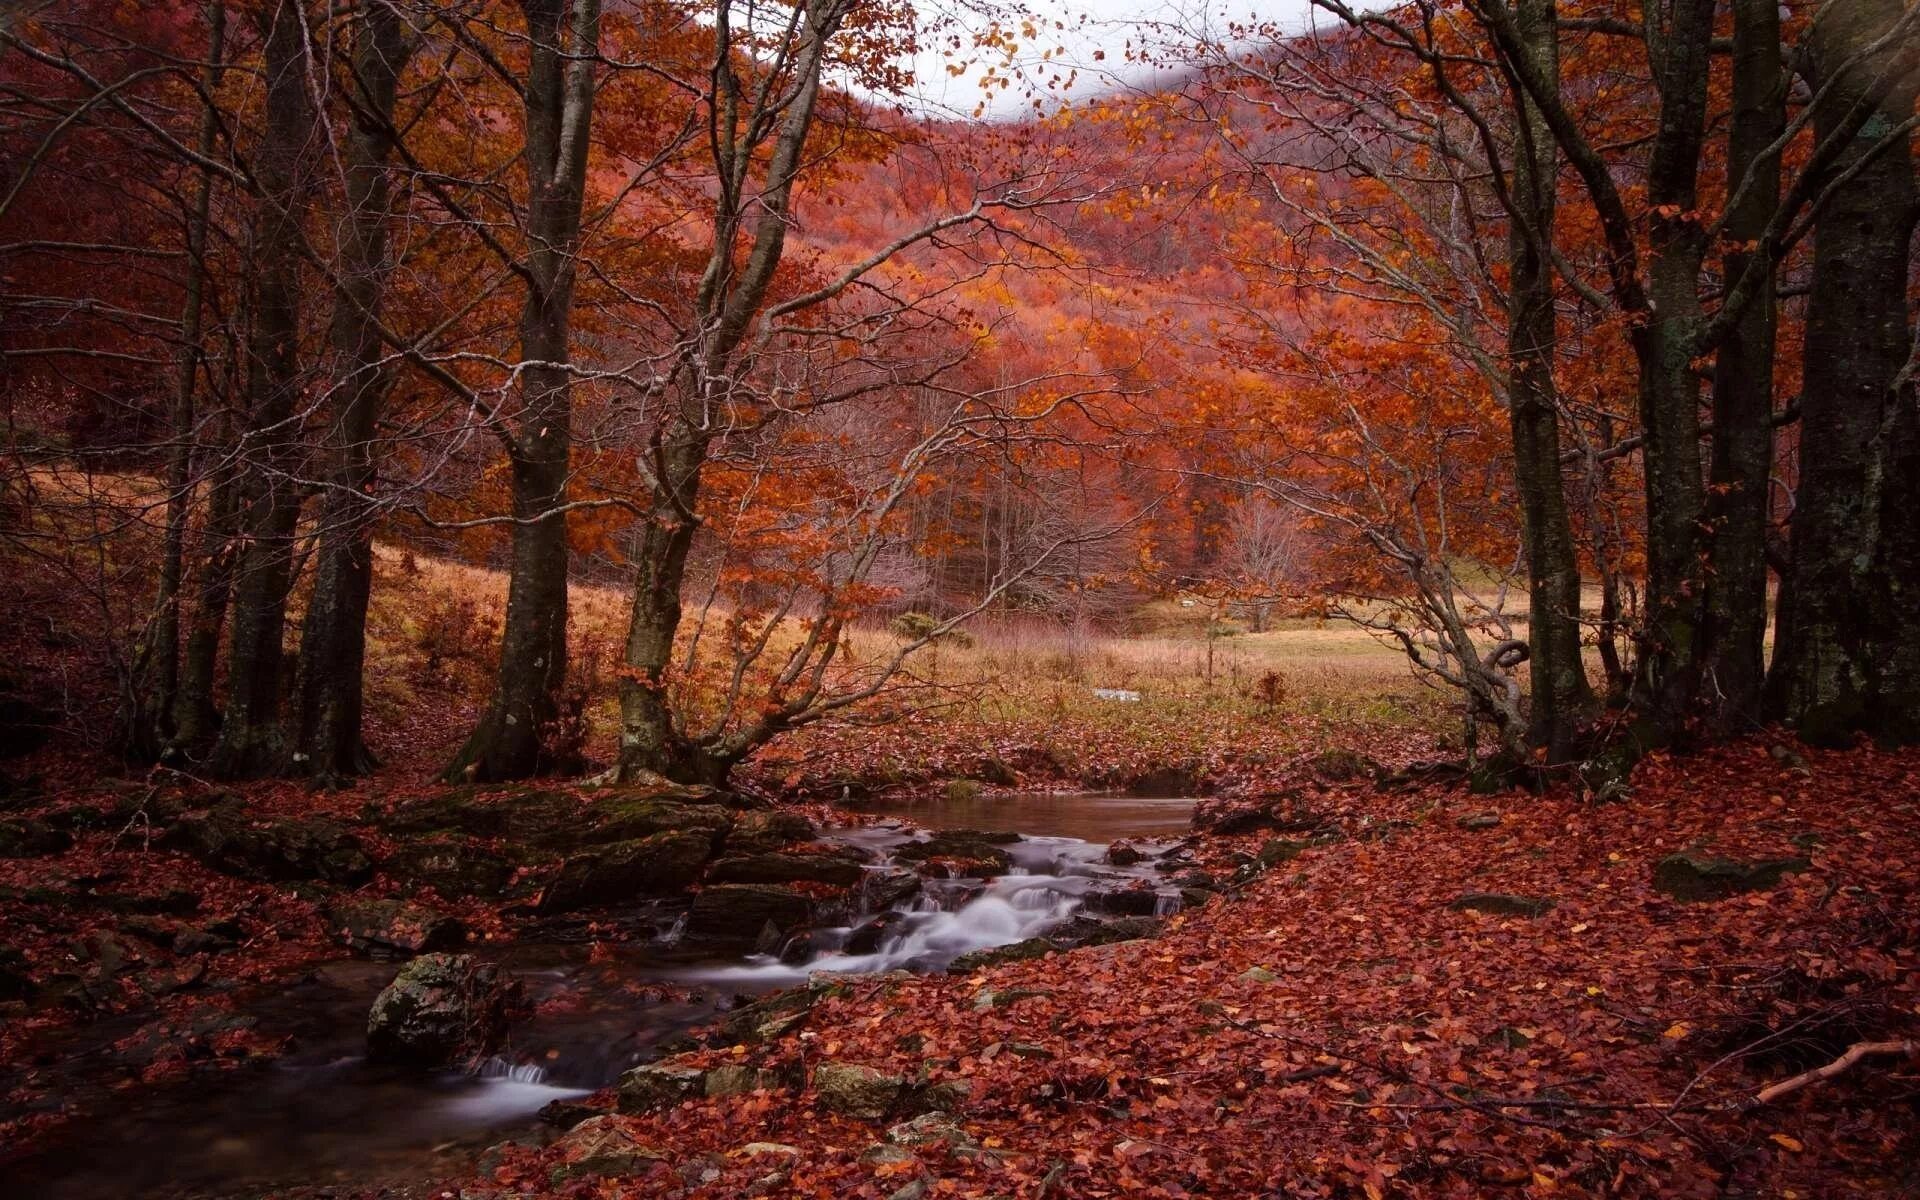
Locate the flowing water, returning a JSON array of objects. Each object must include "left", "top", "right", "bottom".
[{"left": 5, "top": 792, "right": 1198, "bottom": 1199}]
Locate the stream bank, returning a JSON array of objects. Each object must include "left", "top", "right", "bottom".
[{"left": 3, "top": 789, "right": 1203, "bottom": 1199}]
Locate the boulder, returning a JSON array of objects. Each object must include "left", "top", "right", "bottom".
[
  {"left": 707, "top": 849, "right": 865, "bottom": 888},
  {"left": 365, "top": 953, "right": 520, "bottom": 1068},
  {"left": 165, "top": 802, "right": 372, "bottom": 884},
  {"left": 893, "top": 834, "right": 1014, "bottom": 875},
  {"left": 704, "top": 1063, "right": 788, "bottom": 1097},
  {"left": 1057, "top": 914, "right": 1163, "bottom": 948},
  {"left": 539, "top": 831, "right": 713, "bottom": 914},
  {"left": 814, "top": 1063, "right": 906, "bottom": 1121},
  {"left": 815, "top": 1063, "right": 968, "bottom": 1121},
  {"left": 683, "top": 884, "right": 813, "bottom": 951},
  {"left": 948, "top": 936, "right": 1056, "bottom": 973},
  {"left": 725, "top": 810, "right": 818, "bottom": 854},
  {"left": 1456, "top": 813, "right": 1502, "bottom": 831},
  {"left": 386, "top": 836, "right": 516, "bottom": 898},
  {"left": 1448, "top": 893, "right": 1554, "bottom": 918},
  {"left": 549, "top": 1115, "right": 668, "bottom": 1181},
  {"left": 1105, "top": 842, "right": 1145, "bottom": 867},
  {"left": 860, "top": 868, "right": 923, "bottom": 910},
  {"left": 1084, "top": 886, "right": 1166, "bottom": 917},
  {"left": 1652, "top": 853, "right": 1809, "bottom": 903},
  {"left": 324, "top": 897, "right": 466, "bottom": 958},
  {"left": 617, "top": 1060, "right": 708, "bottom": 1113}
]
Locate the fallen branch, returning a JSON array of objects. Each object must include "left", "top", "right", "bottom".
[{"left": 1748, "top": 1040, "right": 1919, "bottom": 1108}]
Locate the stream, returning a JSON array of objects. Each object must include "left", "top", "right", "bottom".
[{"left": 7, "top": 792, "right": 1198, "bottom": 1199}]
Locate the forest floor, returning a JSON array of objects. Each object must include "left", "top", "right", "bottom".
[{"left": 2, "top": 533, "right": 1917, "bottom": 1198}]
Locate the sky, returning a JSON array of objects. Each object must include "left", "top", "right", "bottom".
[{"left": 893, "top": 0, "right": 1330, "bottom": 119}]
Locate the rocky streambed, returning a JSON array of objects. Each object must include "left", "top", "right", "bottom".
[{"left": 2, "top": 786, "right": 1206, "bottom": 1199}]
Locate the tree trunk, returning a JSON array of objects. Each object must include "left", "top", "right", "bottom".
[
  {"left": 207, "top": 0, "right": 318, "bottom": 779},
  {"left": 1503, "top": 0, "right": 1590, "bottom": 761},
  {"left": 171, "top": 450, "right": 239, "bottom": 750},
  {"left": 1697, "top": 0, "right": 1784, "bottom": 737},
  {"left": 138, "top": 0, "right": 225, "bottom": 757},
  {"left": 1769, "top": 0, "right": 1918, "bottom": 743},
  {"left": 295, "top": 0, "right": 415, "bottom": 782},
  {"left": 443, "top": 0, "right": 598, "bottom": 782},
  {"left": 615, "top": 443, "right": 707, "bottom": 783},
  {"left": 1630, "top": 0, "right": 1716, "bottom": 735}
]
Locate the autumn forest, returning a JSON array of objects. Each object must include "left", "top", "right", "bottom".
[{"left": 2, "top": 0, "right": 1917, "bottom": 1196}]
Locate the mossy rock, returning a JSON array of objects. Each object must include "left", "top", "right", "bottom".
[
  {"left": 949, "top": 937, "right": 1058, "bottom": 973},
  {"left": 164, "top": 802, "right": 372, "bottom": 884},
  {"left": 365, "top": 953, "right": 520, "bottom": 1068},
  {"left": 706, "top": 848, "right": 864, "bottom": 888},
  {"left": 538, "top": 831, "right": 714, "bottom": 914},
  {"left": 682, "top": 884, "right": 813, "bottom": 951},
  {"left": 1652, "top": 853, "right": 1809, "bottom": 903},
  {"left": 386, "top": 835, "right": 518, "bottom": 898},
  {"left": 724, "top": 810, "right": 817, "bottom": 854}
]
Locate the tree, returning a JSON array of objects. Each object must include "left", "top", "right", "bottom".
[
  {"left": 442, "top": 0, "right": 602, "bottom": 782},
  {"left": 1768, "top": 0, "right": 1920, "bottom": 744},
  {"left": 294, "top": 0, "right": 418, "bottom": 781},
  {"left": 207, "top": 0, "right": 323, "bottom": 779}
]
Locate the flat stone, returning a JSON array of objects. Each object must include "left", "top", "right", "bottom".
[{"left": 1652, "top": 853, "right": 1809, "bottom": 902}]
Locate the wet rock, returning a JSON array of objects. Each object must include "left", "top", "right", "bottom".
[
  {"left": 861, "top": 867, "right": 923, "bottom": 910},
  {"left": 1084, "top": 886, "right": 1166, "bottom": 916},
  {"left": 137, "top": 955, "right": 207, "bottom": 997},
  {"left": 712, "top": 978, "right": 850, "bottom": 1045},
  {"left": 386, "top": 836, "right": 516, "bottom": 898},
  {"left": 324, "top": 897, "right": 466, "bottom": 958},
  {"left": 815, "top": 1063, "right": 907, "bottom": 1120},
  {"left": 164, "top": 801, "right": 372, "bottom": 884},
  {"left": 845, "top": 911, "right": 910, "bottom": 956},
  {"left": 0, "top": 817, "right": 71, "bottom": 858},
  {"left": 1179, "top": 886, "right": 1216, "bottom": 908},
  {"left": 1449, "top": 892, "right": 1555, "bottom": 918},
  {"left": 549, "top": 1115, "right": 668, "bottom": 1181},
  {"left": 1193, "top": 791, "right": 1328, "bottom": 836},
  {"left": 538, "top": 1098, "right": 601, "bottom": 1130},
  {"left": 617, "top": 1060, "right": 708, "bottom": 1113},
  {"left": 1105, "top": 841, "right": 1145, "bottom": 866},
  {"left": 683, "top": 884, "right": 813, "bottom": 951},
  {"left": 365, "top": 952, "right": 521, "bottom": 1068},
  {"left": 1652, "top": 853, "right": 1809, "bottom": 903},
  {"left": 1056, "top": 914, "right": 1163, "bottom": 948},
  {"left": 707, "top": 848, "right": 865, "bottom": 888},
  {"left": 893, "top": 834, "right": 1014, "bottom": 876},
  {"left": 725, "top": 810, "right": 818, "bottom": 854},
  {"left": 949, "top": 936, "right": 1058, "bottom": 973},
  {"left": 538, "top": 831, "right": 713, "bottom": 914}
]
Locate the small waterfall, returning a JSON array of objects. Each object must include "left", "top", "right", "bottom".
[{"left": 472, "top": 1056, "right": 549, "bottom": 1084}]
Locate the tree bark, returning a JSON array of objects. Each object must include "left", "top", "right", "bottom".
[
  {"left": 1698, "top": 0, "right": 1783, "bottom": 736},
  {"left": 295, "top": 0, "right": 415, "bottom": 782},
  {"left": 443, "top": 0, "right": 598, "bottom": 782},
  {"left": 1503, "top": 0, "right": 1591, "bottom": 761},
  {"left": 612, "top": 0, "right": 845, "bottom": 786},
  {"left": 1769, "top": 0, "right": 1919, "bottom": 743},
  {"left": 139, "top": 0, "right": 226, "bottom": 757},
  {"left": 207, "top": 0, "right": 319, "bottom": 779},
  {"left": 1629, "top": 0, "right": 1716, "bottom": 734}
]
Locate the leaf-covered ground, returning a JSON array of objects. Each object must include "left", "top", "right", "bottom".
[{"left": 461, "top": 740, "right": 1919, "bottom": 1199}]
